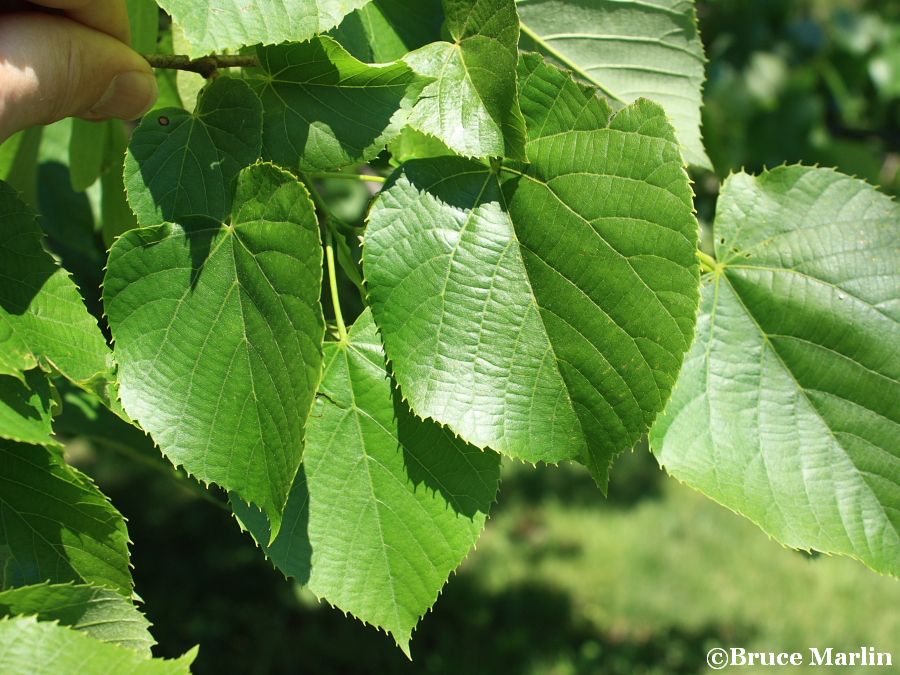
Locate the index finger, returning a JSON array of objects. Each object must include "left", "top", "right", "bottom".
[{"left": 26, "top": 0, "right": 132, "bottom": 44}]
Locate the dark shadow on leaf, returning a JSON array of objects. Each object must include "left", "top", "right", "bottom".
[
  {"left": 253, "top": 40, "right": 424, "bottom": 171},
  {"left": 181, "top": 217, "right": 222, "bottom": 290},
  {"left": 0, "top": 440, "right": 125, "bottom": 589},
  {"left": 36, "top": 162, "right": 106, "bottom": 319},
  {"left": 329, "top": 0, "right": 444, "bottom": 63},
  {"left": 395, "top": 387, "right": 500, "bottom": 520},
  {"left": 397, "top": 156, "right": 498, "bottom": 212},
  {"left": 229, "top": 467, "right": 313, "bottom": 588},
  {"left": 0, "top": 183, "right": 58, "bottom": 316},
  {"left": 0, "top": 372, "right": 51, "bottom": 437}
]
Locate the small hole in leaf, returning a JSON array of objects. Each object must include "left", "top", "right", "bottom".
[{"left": 158, "top": 116, "right": 170, "bottom": 126}]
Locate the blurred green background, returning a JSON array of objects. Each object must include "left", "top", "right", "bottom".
[{"left": 38, "top": 0, "right": 900, "bottom": 673}]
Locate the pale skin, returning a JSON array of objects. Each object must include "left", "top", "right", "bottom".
[{"left": 0, "top": 0, "right": 158, "bottom": 143}]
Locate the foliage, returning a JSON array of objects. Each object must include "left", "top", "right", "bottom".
[
  {"left": 0, "top": 0, "right": 896, "bottom": 669},
  {"left": 651, "top": 164, "right": 899, "bottom": 576}
]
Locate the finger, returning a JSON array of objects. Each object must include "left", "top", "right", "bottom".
[
  {"left": 0, "top": 13, "right": 157, "bottom": 141},
  {"left": 25, "top": 0, "right": 131, "bottom": 44}
]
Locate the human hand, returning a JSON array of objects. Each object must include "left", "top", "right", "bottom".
[{"left": 0, "top": 0, "right": 158, "bottom": 143}]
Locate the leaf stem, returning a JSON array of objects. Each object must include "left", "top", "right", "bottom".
[
  {"left": 697, "top": 249, "right": 718, "bottom": 274},
  {"left": 310, "top": 171, "right": 387, "bottom": 184},
  {"left": 301, "top": 173, "right": 349, "bottom": 343},
  {"left": 141, "top": 53, "right": 261, "bottom": 78},
  {"left": 324, "top": 227, "right": 349, "bottom": 343}
]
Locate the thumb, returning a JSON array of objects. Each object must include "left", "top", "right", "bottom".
[{"left": 0, "top": 12, "right": 158, "bottom": 141}]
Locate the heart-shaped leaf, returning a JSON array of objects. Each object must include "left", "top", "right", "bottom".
[
  {"left": 651, "top": 165, "right": 900, "bottom": 576},
  {"left": 405, "top": 0, "right": 526, "bottom": 159},
  {"left": 124, "top": 77, "right": 262, "bottom": 226},
  {"left": 365, "top": 54, "right": 700, "bottom": 486},
  {"left": 106, "top": 163, "right": 325, "bottom": 535},
  {"left": 234, "top": 310, "right": 500, "bottom": 653}
]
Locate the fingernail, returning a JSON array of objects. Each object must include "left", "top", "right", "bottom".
[{"left": 90, "top": 71, "right": 158, "bottom": 120}]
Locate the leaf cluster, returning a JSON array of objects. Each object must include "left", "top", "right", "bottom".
[{"left": 0, "top": 0, "right": 896, "bottom": 668}]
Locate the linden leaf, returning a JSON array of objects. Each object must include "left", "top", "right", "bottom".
[
  {"left": 106, "top": 163, "right": 325, "bottom": 536},
  {"left": 651, "top": 165, "right": 900, "bottom": 576},
  {"left": 365, "top": 54, "right": 699, "bottom": 486}
]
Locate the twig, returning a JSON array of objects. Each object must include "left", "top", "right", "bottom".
[{"left": 142, "top": 53, "right": 261, "bottom": 79}]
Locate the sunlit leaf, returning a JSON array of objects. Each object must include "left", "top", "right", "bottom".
[
  {"left": 651, "top": 165, "right": 900, "bottom": 576},
  {"left": 106, "top": 163, "right": 325, "bottom": 535},
  {"left": 365, "top": 54, "right": 699, "bottom": 485},
  {"left": 234, "top": 310, "right": 500, "bottom": 653}
]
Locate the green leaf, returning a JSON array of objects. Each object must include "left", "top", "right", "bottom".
[
  {"left": 124, "top": 77, "right": 263, "bottom": 226},
  {"left": 405, "top": 0, "right": 526, "bottom": 159},
  {"left": 331, "top": 0, "right": 444, "bottom": 62},
  {"left": 388, "top": 127, "right": 454, "bottom": 164},
  {"left": 0, "top": 582, "right": 155, "bottom": 654},
  {"left": 0, "top": 616, "right": 194, "bottom": 675},
  {"left": 0, "top": 182, "right": 110, "bottom": 385},
  {"left": 171, "top": 22, "right": 205, "bottom": 113},
  {"left": 516, "top": 0, "right": 711, "bottom": 169},
  {"left": 0, "top": 371, "right": 56, "bottom": 447},
  {"left": 0, "top": 128, "right": 42, "bottom": 191},
  {"left": 250, "top": 36, "right": 425, "bottom": 172},
  {"left": 68, "top": 120, "right": 124, "bottom": 192},
  {"left": 0, "top": 127, "right": 42, "bottom": 207},
  {"left": 101, "top": 155, "right": 140, "bottom": 248},
  {"left": 0, "top": 440, "right": 132, "bottom": 594},
  {"left": 650, "top": 165, "right": 900, "bottom": 577},
  {"left": 127, "top": 0, "right": 159, "bottom": 54},
  {"left": 0, "top": 132, "right": 26, "bottom": 180},
  {"left": 233, "top": 310, "right": 500, "bottom": 653},
  {"left": 365, "top": 54, "right": 699, "bottom": 486},
  {"left": 156, "top": 0, "right": 372, "bottom": 56},
  {"left": 105, "top": 163, "right": 325, "bottom": 536}
]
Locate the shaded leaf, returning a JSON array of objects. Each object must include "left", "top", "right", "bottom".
[
  {"left": 250, "top": 36, "right": 425, "bottom": 171},
  {"left": 106, "top": 163, "right": 325, "bottom": 536},
  {"left": 0, "top": 440, "right": 132, "bottom": 594},
  {"left": 127, "top": 0, "right": 160, "bottom": 54},
  {"left": 0, "top": 371, "right": 56, "bottom": 447},
  {"left": 331, "top": 0, "right": 444, "bottom": 62},
  {"left": 651, "top": 165, "right": 900, "bottom": 576},
  {"left": 0, "top": 582, "right": 155, "bottom": 654},
  {"left": 234, "top": 310, "right": 500, "bottom": 653},
  {"left": 0, "top": 182, "right": 110, "bottom": 384},
  {"left": 365, "top": 54, "right": 699, "bottom": 486},
  {"left": 101, "top": 154, "right": 140, "bottom": 247},
  {"left": 68, "top": 120, "right": 124, "bottom": 192},
  {"left": 125, "top": 76, "right": 263, "bottom": 226},
  {"left": 0, "top": 616, "right": 193, "bottom": 675},
  {"left": 0, "top": 128, "right": 42, "bottom": 207}
]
